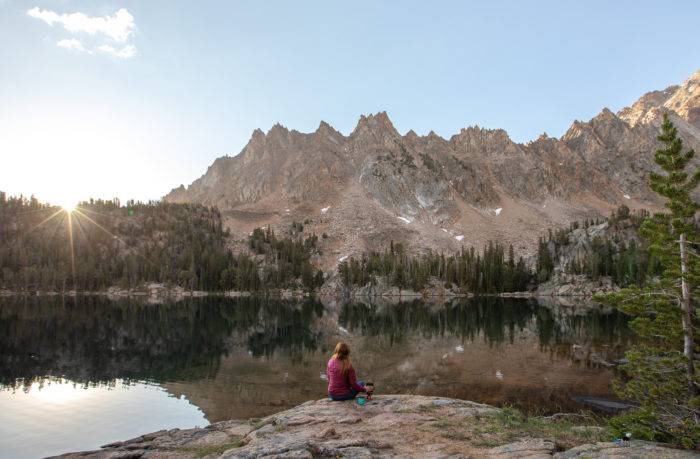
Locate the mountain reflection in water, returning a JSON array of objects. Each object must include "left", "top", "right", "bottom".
[
  {"left": 337, "top": 297, "right": 630, "bottom": 414},
  {"left": 0, "top": 296, "right": 630, "bottom": 425}
]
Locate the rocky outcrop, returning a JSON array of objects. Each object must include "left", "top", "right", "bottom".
[
  {"left": 341, "top": 276, "right": 464, "bottom": 299},
  {"left": 50, "top": 419, "right": 253, "bottom": 459},
  {"left": 554, "top": 440, "right": 698, "bottom": 458},
  {"left": 105, "top": 283, "right": 209, "bottom": 301},
  {"left": 488, "top": 438, "right": 558, "bottom": 458},
  {"left": 535, "top": 216, "right": 649, "bottom": 296},
  {"left": 53, "top": 395, "right": 697, "bottom": 458},
  {"left": 537, "top": 274, "right": 618, "bottom": 297}
]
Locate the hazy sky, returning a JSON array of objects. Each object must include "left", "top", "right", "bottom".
[{"left": 1, "top": 0, "right": 699, "bottom": 206}]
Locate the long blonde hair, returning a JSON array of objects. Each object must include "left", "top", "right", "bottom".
[{"left": 331, "top": 342, "right": 352, "bottom": 375}]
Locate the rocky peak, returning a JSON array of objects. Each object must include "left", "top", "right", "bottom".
[
  {"left": 562, "top": 108, "right": 629, "bottom": 145},
  {"left": 237, "top": 124, "right": 295, "bottom": 165},
  {"left": 238, "top": 128, "right": 268, "bottom": 164},
  {"left": 595, "top": 107, "right": 617, "bottom": 120},
  {"left": 267, "top": 122, "right": 291, "bottom": 140},
  {"left": 450, "top": 126, "right": 514, "bottom": 152},
  {"left": 315, "top": 120, "right": 333, "bottom": 133},
  {"left": 665, "top": 69, "right": 700, "bottom": 128},
  {"left": 404, "top": 129, "right": 419, "bottom": 141},
  {"left": 561, "top": 121, "right": 585, "bottom": 142},
  {"left": 618, "top": 87, "right": 677, "bottom": 127},
  {"left": 618, "top": 68, "right": 700, "bottom": 129},
  {"left": 350, "top": 111, "right": 400, "bottom": 141},
  {"left": 315, "top": 120, "right": 344, "bottom": 143},
  {"left": 590, "top": 108, "right": 630, "bottom": 131},
  {"left": 250, "top": 128, "right": 265, "bottom": 144}
]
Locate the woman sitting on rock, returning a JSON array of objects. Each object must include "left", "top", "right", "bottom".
[{"left": 326, "top": 342, "right": 372, "bottom": 401}]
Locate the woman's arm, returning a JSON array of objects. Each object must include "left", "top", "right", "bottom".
[{"left": 347, "top": 366, "right": 366, "bottom": 392}]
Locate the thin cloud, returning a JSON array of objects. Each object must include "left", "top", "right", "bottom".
[
  {"left": 56, "top": 38, "right": 90, "bottom": 53},
  {"left": 27, "top": 7, "right": 135, "bottom": 42},
  {"left": 98, "top": 44, "right": 137, "bottom": 59},
  {"left": 27, "top": 6, "right": 137, "bottom": 58}
]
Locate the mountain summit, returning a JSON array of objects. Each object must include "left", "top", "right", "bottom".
[{"left": 166, "top": 70, "right": 700, "bottom": 266}]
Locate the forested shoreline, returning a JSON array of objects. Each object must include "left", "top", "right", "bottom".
[
  {"left": 1, "top": 192, "right": 660, "bottom": 295},
  {"left": 535, "top": 205, "right": 662, "bottom": 287},
  {"left": 0, "top": 193, "right": 322, "bottom": 293},
  {"left": 338, "top": 205, "right": 660, "bottom": 295},
  {"left": 338, "top": 241, "right": 530, "bottom": 293}
]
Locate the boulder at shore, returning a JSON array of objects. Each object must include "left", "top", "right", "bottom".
[{"left": 51, "top": 395, "right": 698, "bottom": 458}]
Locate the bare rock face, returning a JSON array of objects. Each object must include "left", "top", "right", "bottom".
[
  {"left": 165, "top": 70, "right": 700, "bottom": 264},
  {"left": 488, "top": 438, "right": 557, "bottom": 458},
  {"left": 553, "top": 440, "right": 700, "bottom": 458}
]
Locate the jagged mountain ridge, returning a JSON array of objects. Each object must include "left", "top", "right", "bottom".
[{"left": 166, "top": 69, "right": 700, "bottom": 267}]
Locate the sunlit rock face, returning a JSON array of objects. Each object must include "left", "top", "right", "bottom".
[
  {"left": 165, "top": 70, "right": 700, "bottom": 263},
  {"left": 619, "top": 69, "right": 700, "bottom": 131}
]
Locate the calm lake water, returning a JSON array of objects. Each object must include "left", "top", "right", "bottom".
[{"left": 0, "top": 295, "right": 630, "bottom": 458}]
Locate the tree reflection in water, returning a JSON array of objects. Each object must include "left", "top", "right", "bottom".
[
  {"left": 0, "top": 296, "right": 323, "bottom": 390},
  {"left": 339, "top": 297, "right": 630, "bottom": 352},
  {"left": 0, "top": 295, "right": 631, "bottom": 419}
]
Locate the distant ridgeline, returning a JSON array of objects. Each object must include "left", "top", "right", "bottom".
[
  {"left": 0, "top": 192, "right": 660, "bottom": 293},
  {"left": 0, "top": 193, "right": 322, "bottom": 292}
]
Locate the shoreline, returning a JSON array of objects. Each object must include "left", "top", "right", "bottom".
[{"left": 0, "top": 287, "right": 600, "bottom": 300}]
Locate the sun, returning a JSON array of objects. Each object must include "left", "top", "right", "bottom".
[{"left": 58, "top": 199, "right": 78, "bottom": 212}]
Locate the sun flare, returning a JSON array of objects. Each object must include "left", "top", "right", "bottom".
[{"left": 59, "top": 199, "right": 78, "bottom": 213}]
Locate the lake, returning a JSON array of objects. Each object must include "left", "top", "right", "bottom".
[{"left": 0, "top": 295, "right": 630, "bottom": 458}]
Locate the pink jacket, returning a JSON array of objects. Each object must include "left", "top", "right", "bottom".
[{"left": 326, "top": 358, "right": 365, "bottom": 397}]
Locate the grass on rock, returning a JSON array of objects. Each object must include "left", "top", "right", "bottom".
[{"left": 428, "top": 406, "right": 610, "bottom": 450}]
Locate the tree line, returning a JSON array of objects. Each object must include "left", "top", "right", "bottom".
[
  {"left": 0, "top": 195, "right": 322, "bottom": 292},
  {"left": 338, "top": 241, "right": 531, "bottom": 293},
  {"left": 244, "top": 226, "right": 324, "bottom": 291},
  {"left": 535, "top": 205, "right": 663, "bottom": 287}
]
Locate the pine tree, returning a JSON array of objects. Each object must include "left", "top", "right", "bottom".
[{"left": 596, "top": 114, "right": 700, "bottom": 446}]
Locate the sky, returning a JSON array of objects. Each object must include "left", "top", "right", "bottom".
[{"left": 1, "top": 0, "right": 699, "bottom": 207}]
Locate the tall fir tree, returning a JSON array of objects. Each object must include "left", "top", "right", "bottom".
[{"left": 596, "top": 114, "right": 700, "bottom": 447}]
